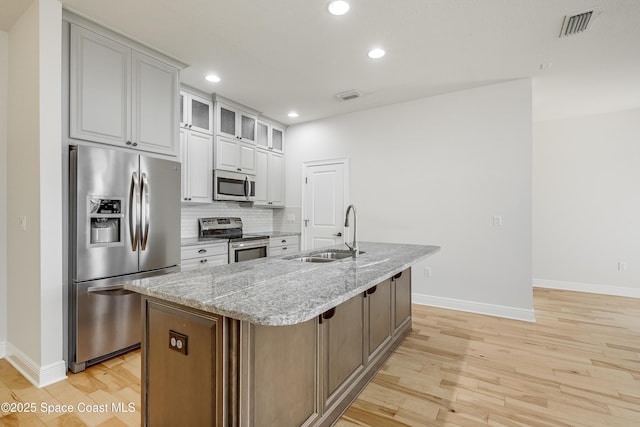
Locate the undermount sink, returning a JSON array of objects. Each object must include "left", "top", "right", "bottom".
[{"left": 289, "top": 249, "right": 366, "bottom": 263}]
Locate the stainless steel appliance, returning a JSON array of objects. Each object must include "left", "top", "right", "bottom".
[
  {"left": 213, "top": 170, "right": 256, "bottom": 202},
  {"left": 198, "top": 217, "right": 269, "bottom": 263},
  {"left": 69, "top": 145, "right": 180, "bottom": 373}
]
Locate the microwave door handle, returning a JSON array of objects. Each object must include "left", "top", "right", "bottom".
[
  {"left": 129, "top": 172, "right": 139, "bottom": 251},
  {"left": 140, "top": 172, "right": 150, "bottom": 251},
  {"left": 244, "top": 176, "right": 250, "bottom": 200}
]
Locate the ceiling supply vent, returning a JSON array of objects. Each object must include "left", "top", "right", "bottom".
[
  {"left": 559, "top": 10, "right": 594, "bottom": 37},
  {"left": 335, "top": 90, "right": 362, "bottom": 101}
]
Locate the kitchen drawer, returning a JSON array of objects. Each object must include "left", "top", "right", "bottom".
[
  {"left": 181, "top": 254, "right": 227, "bottom": 271},
  {"left": 181, "top": 243, "right": 227, "bottom": 260},
  {"left": 269, "top": 245, "right": 296, "bottom": 257},
  {"left": 269, "top": 235, "right": 299, "bottom": 249}
]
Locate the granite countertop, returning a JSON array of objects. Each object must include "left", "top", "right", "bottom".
[{"left": 126, "top": 242, "right": 440, "bottom": 326}]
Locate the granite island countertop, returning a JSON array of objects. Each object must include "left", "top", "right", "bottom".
[{"left": 126, "top": 242, "right": 439, "bottom": 326}]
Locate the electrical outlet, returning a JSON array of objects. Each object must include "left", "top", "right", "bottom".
[
  {"left": 169, "top": 330, "right": 188, "bottom": 355},
  {"left": 424, "top": 267, "right": 432, "bottom": 278},
  {"left": 493, "top": 215, "right": 503, "bottom": 227},
  {"left": 618, "top": 261, "right": 627, "bottom": 272}
]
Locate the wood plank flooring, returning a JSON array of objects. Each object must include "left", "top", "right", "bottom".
[{"left": 1, "top": 288, "right": 639, "bottom": 426}]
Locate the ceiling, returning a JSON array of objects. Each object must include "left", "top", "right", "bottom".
[{"left": 3, "top": 0, "right": 640, "bottom": 125}]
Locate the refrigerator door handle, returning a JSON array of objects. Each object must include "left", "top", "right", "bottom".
[
  {"left": 140, "top": 172, "right": 150, "bottom": 251},
  {"left": 129, "top": 172, "right": 139, "bottom": 251}
]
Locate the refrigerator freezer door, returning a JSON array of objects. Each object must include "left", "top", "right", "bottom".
[
  {"left": 72, "top": 146, "right": 140, "bottom": 281},
  {"left": 75, "top": 279, "right": 141, "bottom": 364},
  {"left": 138, "top": 155, "right": 181, "bottom": 272}
]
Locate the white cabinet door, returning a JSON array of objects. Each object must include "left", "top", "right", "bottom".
[
  {"left": 180, "top": 129, "right": 189, "bottom": 200},
  {"left": 271, "top": 125, "right": 285, "bottom": 152},
  {"left": 132, "top": 51, "right": 179, "bottom": 156},
  {"left": 215, "top": 137, "right": 256, "bottom": 174},
  {"left": 216, "top": 102, "right": 257, "bottom": 143},
  {"left": 255, "top": 149, "right": 269, "bottom": 205},
  {"left": 215, "top": 136, "right": 240, "bottom": 172},
  {"left": 181, "top": 91, "right": 213, "bottom": 135},
  {"left": 239, "top": 142, "right": 256, "bottom": 174},
  {"left": 70, "top": 23, "right": 180, "bottom": 156},
  {"left": 256, "top": 121, "right": 269, "bottom": 149},
  {"left": 255, "top": 149, "right": 284, "bottom": 207},
  {"left": 268, "top": 152, "right": 285, "bottom": 206},
  {"left": 186, "top": 132, "right": 213, "bottom": 203},
  {"left": 239, "top": 112, "right": 257, "bottom": 143},
  {"left": 70, "top": 24, "right": 130, "bottom": 146},
  {"left": 181, "top": 129, "right": 213, "bottom": 204}
]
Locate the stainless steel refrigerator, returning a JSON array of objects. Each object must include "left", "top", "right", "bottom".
[{"left": 69, "top": 145, "right": 180, "bottom": 372}]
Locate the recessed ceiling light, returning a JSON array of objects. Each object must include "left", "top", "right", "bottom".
[
  {"left": 288, "top": 112, "right": 299, "bottom": 118},
  {"left": 327, "top": 0, "right": 350, "bottom": 16},
  {"left": 205, "top": 74, "right": 221, "bottom": 83},
  {"left": 368, "top": 48, "right": 385, "bottom": 59}
]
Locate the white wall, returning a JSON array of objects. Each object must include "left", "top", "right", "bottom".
[
  {"left": 6, "top": 0, "right": 65, "bottom": 387},
  {"left": 0, "top": 30, "right": 8, "bottom": 357},
  {"left": 286, "top": 79, "right": 534, "bottom": 321},
  {"left": 533, "top": 109, "right": 640, "bottom": 297}
]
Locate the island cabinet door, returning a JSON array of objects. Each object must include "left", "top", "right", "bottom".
[
  {"left": 392, "top": 268, "right": 412, "bottom": 335},
  {"left": 366, "top": 278, "right": 393, "bottom": 363},
  {"left": 144, "top": 300, "right": 224, "bottom": 427},
  {"left": 240, "top": 318, "right": 319, "bottom": 427},
  {"left": 320, "top": 294, "right": 366, "bottom": 412}
]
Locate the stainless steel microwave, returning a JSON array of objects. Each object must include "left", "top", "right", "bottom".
[{"left": 213, "top": 170, "right": 256, "bottom": 202}]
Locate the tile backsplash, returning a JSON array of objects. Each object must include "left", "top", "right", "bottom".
[{"left": 181, "top": 203, "right": 275, "bottom": 238}]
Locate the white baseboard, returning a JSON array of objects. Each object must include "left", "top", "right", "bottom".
[
  {"left": 534, "top": 279, "right": 640, "bottom": 298},
  {"left": 5, "top": 342, "right": 67, "bottom": 388},
  {"left": 0, "top": 341, "right": 6, "bottom": 358},
  {"left": 413, "top": 293, "right": 536, "bottom": 322}
]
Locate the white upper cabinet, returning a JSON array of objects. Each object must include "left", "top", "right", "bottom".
[
  {"left": 180, "top": 128, "right": 213, "bottom": 204},
  {"left": 214, "top": 136, "right": 256, "bottom": 175},
  {"left": 271, "top": 125, "right": 285, "bottom": 152},
  {"left": 254, "top": 147, "right": 284, "bottom": 207},
  {"left": 216, "top": 102, "right": 257, "bottom": 144},
  {"left": 180, "top": 91, "right": 213, "bottom": 135},
  {"left": 69, "top": 23, "right": 179, "bottom": 156},
  {"left": 256, "top": 120, "right": 285, "bottom": 153}
]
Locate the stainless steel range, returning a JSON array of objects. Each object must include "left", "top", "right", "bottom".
[{"left": 198, "top": 217, "right": 269, "bottom": 263}]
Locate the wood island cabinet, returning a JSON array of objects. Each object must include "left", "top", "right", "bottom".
[
  {"left": 141, "top": 267, "right": 413, "bottom": 427},
  {"left": 144, "top": 300, "right": 224, "bottom": 426},
  {"left": 321, "top": 294, "right": 365, "bottom": 412}
]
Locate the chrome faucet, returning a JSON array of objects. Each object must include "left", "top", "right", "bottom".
[{"left": 344, "top": 204, "right": 360, "bottom": 258}]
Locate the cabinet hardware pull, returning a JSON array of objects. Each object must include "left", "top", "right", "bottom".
[
  {"left": 132, "top": 142, "right": 138, "bottom": 147},
  {"left": 366, "top": 286, "right": 377, "bottom": 295},
  {"left": 198, "top": 249, "right": 207, "bottom": 254},
  {"left": 281, "top": 239, "right": 286, "bottom": 243},
  {"left": 392, "top": 272, "right": 402, "bottom": 280},
  {"left": 126, "top": 141, "right": 132, "bottom": 145},
  {"left": 319, "top": 308, "right": 336, "bottom": 323},
  {"left": 237, "top": 168, "right": 242, "bottom": 171},
  {"left": 333, "top": 232, "right": 342, "bottom": 237}
]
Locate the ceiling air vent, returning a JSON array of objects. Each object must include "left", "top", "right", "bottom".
[
  {"left": 559, "top": 10, "right": 594, "bottom": 37},
  {"left": 335, "top": 90, "right": 362, "bottom": 101}
]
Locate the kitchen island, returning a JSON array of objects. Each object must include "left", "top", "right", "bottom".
[{"left": 126, "top": 242, "right": 439, "bottom": 426}]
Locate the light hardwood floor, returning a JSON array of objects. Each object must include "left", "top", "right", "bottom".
[{"left": 1, "top": 288, "right": 639, "bottom": 426}]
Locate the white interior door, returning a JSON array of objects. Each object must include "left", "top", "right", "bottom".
[{"left": 303, "top": 160, "right": 349, "bottom": 250}]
